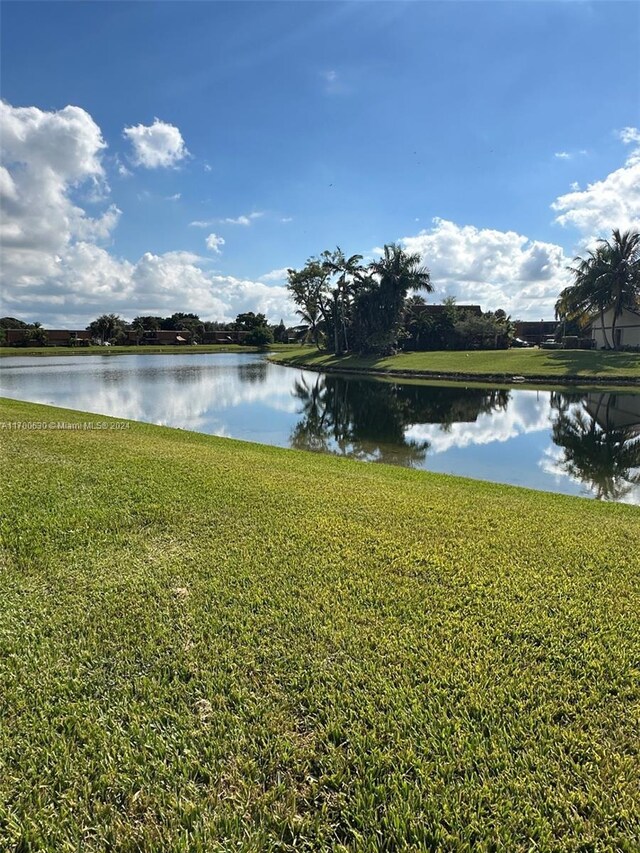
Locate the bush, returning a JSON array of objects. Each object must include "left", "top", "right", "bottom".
[{"left": 245, "top": 325, "right": 274, "bottom": 347}]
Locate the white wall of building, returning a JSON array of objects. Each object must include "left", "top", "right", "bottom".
[{"left": 591, "top": 307, "right": 640, "bottom": 349}]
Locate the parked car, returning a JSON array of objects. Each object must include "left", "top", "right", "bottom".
[
  {"left": 511, "top": 337, "right": 533, "bottom": 348},
  {"left": 540, "top": 336, "right": 562, "bottom": 350}
]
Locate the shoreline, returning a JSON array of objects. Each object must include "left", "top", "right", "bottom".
[
  {"left": 0, "top": 344, "right": 283, "bottom": 358},
  {"left": 268, "top": 355, "right": 640, "bottom": 388}
]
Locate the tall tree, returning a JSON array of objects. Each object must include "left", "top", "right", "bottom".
[
  {"left": 235, "top": 312, "right": 268, "bottom": 331},
  {"left": 556, "top": 229, "right": 640, "bottom": 350},
  {"left": 320, "top": 248, "right": 365, "bottom": 354},
  {"left": 87, "top": 314, "right": 124, "bottom": 344},
  {"left": 287, "top": 259, "right": 333, "bottom": 350},
  {"left": 353, "top": 244, "right": 432, "bottom": 354}
]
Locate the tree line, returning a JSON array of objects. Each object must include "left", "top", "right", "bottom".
[
  {"left": 0, "top": 312, "right": 287, "bottom": 347},
  {"left": 286, "top": 243, "right": 514, "bottom": 355},
  {"left": 86, "top": 311, "right": 286, "bottom": 347},
  {"left": 4, "top": 229, "right": 637, "bottom": 352}
]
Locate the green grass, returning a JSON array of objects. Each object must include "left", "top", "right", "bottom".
[
  {"left": 270, "top": 346, "right": 640, "bottom": 382},
  {"left": 0, "top": 343, "right": 294, "bottom": 358},
  {"left": 1, "top": 397, "right": 639, "bottom": 851}
]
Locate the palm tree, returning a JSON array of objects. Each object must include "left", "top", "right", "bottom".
[
  {"left": 321, "top": 248, "right": 364, "bottom": 354},
  {"left": 556, "top": 229, "right": 640, "bottom": 350},
  {"left": 295, "top": 303, "right": 323, "bottom": 348},
  {"left": 600, "top": 229, "right": 640, "bottom": 347},
  {"left": 354, "top": 244, "right": 433, "bottom": 354}
]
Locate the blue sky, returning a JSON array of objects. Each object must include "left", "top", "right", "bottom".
[{"left": 1, "top": 1, "right": 639, "bottom": 326}]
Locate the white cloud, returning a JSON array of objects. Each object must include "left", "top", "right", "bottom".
[
  {"left": 399, "top": 218, "right": 571, "bottom": 319},
  {"left": 192, "top": 212, "right": 263, "bottom": 227},
  {"left": 551, "top": 129, "right": 640, "bottom": 235},
  {"left": 221, "top": 212, "right": 263, "bottom": 226},
  {"left": 115, "top": 155, "right": 132, "bottom": 178},
  {"left": 0, "top": 100, "right": 118, "bottom": 294},
  {"left": 0, "top": 165, "right": 18, "bottom": 200},
  {"left": 203, "top": 163, "right": 212, "bottom": 172},
  {"left": 0, "top": 100, "right": 295, "bottom": 328},
  {"left": 555, "top": 150, "right": 588, "bottom": 161},
  {"left": 72, "top": 203, "right": 122, "bottom": 241},
  {"left": 618, "top": 127, "right": 640, "bottom": 147},
  {"left": 2, "top": 241, "right": 295, "bottom": 327},
  {"left": 122, "top": 118, "right": 189, "bottom": 169},
  {"left": 165, "top": 193, "right": 181, "bottom": 201},
  {"left": 260, "top": 267, "right": 289, "bottom": 282},
  {"left": 205, "top": 233, "right": 225, "bottom": 254}
]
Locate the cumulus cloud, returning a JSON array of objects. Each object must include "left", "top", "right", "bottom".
[
  {"left": 122, "top": 118, "right": 189, "bottom": 169},
  {"left": 205, "top": 233, "right": 225, "bottom": 254},
  {"left": 0, "top": 100, "right": 119, "bottom": 295},
  {"left": 1, "top": 100, "right": 294, "bottom": 328},
  {"left": 399, "top": 218, "right": 571, "bottom": 319},
  {"left": 551, "top": 129, "right": 640, "bottom": 235},
  {"left": 2, "top": 241, "right": 295, "bottom": 327}
]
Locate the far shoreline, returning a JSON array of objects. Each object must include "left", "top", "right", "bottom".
[
  {"left": 268, "top": 346, "right": 640, "bottom": 388},
  {"left": 268, "top": 356, "right": 640, "bottom": 388}
]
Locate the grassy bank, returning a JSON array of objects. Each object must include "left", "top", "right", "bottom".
[
  {"left": 0, "top": 343, "right": 293, "bottom": 358},
  {"left": 1, "top": 398, "right": 639, "bottom": 851},
  {"left": 270, "top": 346, "right": 640, "bottom": 384}
]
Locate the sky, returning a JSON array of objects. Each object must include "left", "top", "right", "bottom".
[{"left": 1, "top": 0, "right": 639, "bottom": 327}]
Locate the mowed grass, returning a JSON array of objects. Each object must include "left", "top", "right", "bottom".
[
  {"left": 1, "top": 398, "right": 639, "bottom": 852},
  {"left": 271, "top": 346, "right": 640, "bottom": 382}
]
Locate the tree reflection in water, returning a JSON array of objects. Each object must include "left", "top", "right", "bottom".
[
  {"left": 237, "top": 361, "right": 268, "bottom": 384},
  {"left": 290, "top": 374, "right": 510, "bottom": 467},
  {"left": 550, "top": 391, "right": 640, "bottom": 501}
]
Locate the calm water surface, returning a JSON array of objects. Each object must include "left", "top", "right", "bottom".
[{"left": 2, "top": 352, "right": 639, "bottom": 504}]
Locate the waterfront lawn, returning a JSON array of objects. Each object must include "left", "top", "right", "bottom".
[
  {"left": 1, "top": 397, "right": 639, "bottom": 851},
  {"left": 271, "top": 346, "right": 640, "bottom": 381}
]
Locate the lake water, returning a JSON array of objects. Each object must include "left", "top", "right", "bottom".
[{"left": 2, "top": 352, "right": 639, "bottom": 504}]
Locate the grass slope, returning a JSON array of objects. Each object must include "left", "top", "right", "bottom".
[
  {"left": 271, "top": 346, "right": 640, "bottom": 382},
  {"left": 1, "top": 398, "right": 639, "bottom": 851}
]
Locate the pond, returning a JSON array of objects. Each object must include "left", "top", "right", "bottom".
[{"left": 2, "top": 352, "right": 639, "bottom": 503}]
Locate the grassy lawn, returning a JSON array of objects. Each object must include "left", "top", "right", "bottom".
[
  {"left": 1, "top": 397, "right": 639, "bottom": 851},
  {"left": 271, "top": 346, "right": 640, "bottom": 382},
  {"left": 0, "top": 344, "right": 293, "bottom": 358}
]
